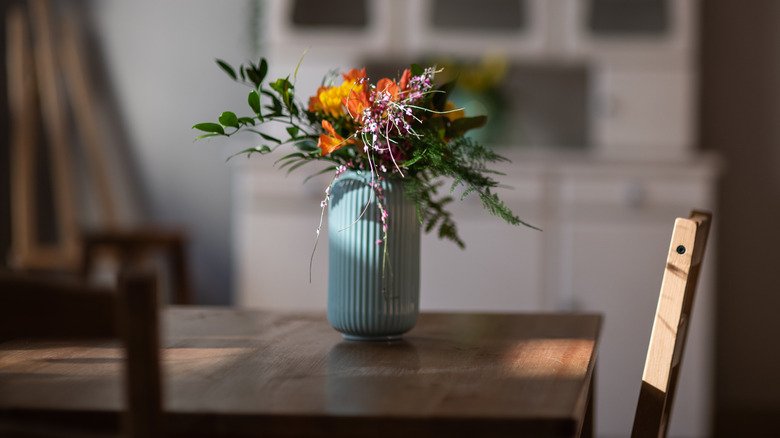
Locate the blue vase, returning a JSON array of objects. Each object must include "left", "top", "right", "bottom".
[{"left": 327, "top": 170, "right": 421, "bottom": 340}]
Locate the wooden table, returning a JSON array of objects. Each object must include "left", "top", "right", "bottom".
[{"left": 0, "top": 308, "right": 602, "bottom": 438}]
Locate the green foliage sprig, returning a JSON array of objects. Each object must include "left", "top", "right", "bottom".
[{"left": 194, "top": 58, "right": 539, "bottom": 249}]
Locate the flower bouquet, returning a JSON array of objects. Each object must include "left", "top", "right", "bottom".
[
  {"left": 193, "top": 58, "right": 536, "bottom": 248},
  {"left": 194, "top": 58, "right": 536, "bottom": 339}
]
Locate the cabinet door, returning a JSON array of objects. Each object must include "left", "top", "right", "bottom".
[
  {"left": 420, "top": 209, "right": 545, "bottom": 312},
  {"left": 264, "top": 0, "right": 395, "bottom": 55},
  {"left": 591, "top": 65, "right": 694, "bottom": 158},
  {"left": 406, "top": 0, "right": 552, "bottom": 58},
  {"left": 561, "top": 0, "right": 696, "bottom": 59},
  {"left": 419, "top": 166, "right": 546, "bottom": 312}
]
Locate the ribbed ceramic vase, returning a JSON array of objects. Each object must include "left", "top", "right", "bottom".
[{"left": 327, "top": 170, "right": 421, "bottom": 341}]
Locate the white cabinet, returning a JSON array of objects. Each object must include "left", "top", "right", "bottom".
[
  {"left": 266, "top": 0, "right": 697, "bottom": 61},
  {"left": 550, "top": 160, "right": 718, "bottom": 437},
  {"left": 590, "top": 62, "right": 696, "bottom": 158},
  {"left": 261, "top": 0, "right": 699, "bottom": 159},
  {"left": 419, "top": 160, "right": 548, "bottom": 312}
]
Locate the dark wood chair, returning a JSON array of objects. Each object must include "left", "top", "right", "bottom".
[
  {"left": 81, "top": 228, "right": 193, "bottom": 305},
  {"left": 631, "top": 210, "right": 712, "bottom": 438},
  {"left": 0, "top": 268, "right": 164, "bottom": 438}
]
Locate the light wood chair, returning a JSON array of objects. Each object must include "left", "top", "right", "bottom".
[
  {"left": 0, "top": 268, "right": 164, "bottom": 438},
  {"left": 631, "top": 210, "right": 712, "bottom": 438}
]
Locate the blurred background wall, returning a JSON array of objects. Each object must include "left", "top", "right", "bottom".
[
  {"left": 81, "top": 0, "right": 256, "bottom": 304},
  {"left": 700, "top": 1, "right": 780, "bottom": 436},
  {"left": 1, "top": 0, "right": 780, "bottom": 436}
]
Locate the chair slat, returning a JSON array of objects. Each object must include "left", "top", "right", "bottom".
[
  {"left": 631, "top": 211, "right": 712, "bottom": 438},
  {"left": 0, "top": 269, "right": 164, "bottom": 438},
  {"left": 0, "top": 273, "right": 117, "bottom": 340}
]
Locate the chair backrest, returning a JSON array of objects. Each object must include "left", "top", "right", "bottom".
[
  {"left": 80, "top": 228, "right": 193, "bottom": 305},
  {"left": 631, "top": 210, "right": 712, "bottom": 438},
  {"left": 0, "top": 268, "right": 164, "bottom": 438}
]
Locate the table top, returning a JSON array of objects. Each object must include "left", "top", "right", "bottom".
[{"left": 0, "top": 308, "right": 602, "bottom": 438}]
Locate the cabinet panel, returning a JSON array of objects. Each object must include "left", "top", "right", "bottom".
[
  {"left": 406, "top": 0, "right": 552, "bottom": 58},
  {"left": 421, "top": 207, "right": 545, "bottom": 312},
  {"left": 591, "top": 66, "right": 694, "bottom": 158},
  {"left": 588, "top": 0, "right": 670, "bottom": 36},
  {"left": 561, "top": 0, "right": 696, "bottom": 59},
  {"left": 264, "top": 0, "right": 395, "bottom": 54}
]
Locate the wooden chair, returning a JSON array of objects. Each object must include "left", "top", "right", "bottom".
[
  {"left": 80, "top": 228, "right": 193, "bottom": 305},
  {"left": 631, "top": 210, "right": 712, "bottom": 438},
  {"left": 5, "top": 2, "right": 193, "bottom": 307},
  {"left": 0, "top": 268, "right": 165, "bottom": 438}
]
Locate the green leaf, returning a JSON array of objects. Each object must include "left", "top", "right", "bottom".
[
  {"left": 411, "top": 63, "right": 424, "bottom": 77},
  {"left": 295, "top": 139, "right": 318, "bottom": 152},
  {"left": 285, "top": 159, "right": 311, "bottom": 173},
  {"left": 303, "top": 166, "right": 339, "bottom": 183},
  {"left": 400, "top": 151, "right": 426, "bottom": 168},
  {"left": 262, "top": 89, "right": 284, "bottom": 116},
  {"left": 228, "top": 145, "right": 273, "bottom": 160},
  {"left": 447, "top": 116, "right": 487, "bottom": 138},
  {"left": 241, "top": 145, "right": 272, "bottom": 155},
  {"left": 237, "top": 117, "right": 255, "bottom": 126},
  {"left": 216, "top": 59, "right": 236, "bottom": 81},
  {"left": 248, "top": 90, "right": 261, "bottom": 115},
  {"left": 259, "top": 132, "right": 282, "bottom": 144},
  {"left": 269, "top": 78, "right": 295, "bottom": 111},
  {"left": 433, "top": 79, "right": 457, "bottom": 112},
  {"left": 247, "top": 68, "right": 262, "bottom": 89},
  {"left": 192, "top": 122, "right": 225, "bottom": 135},
  {"left": 195, "top": 133, "right": 222, "bottom": 140},
  {"left": 258, "top": 58, "right": 268, "bottom": 83},
  {"left": 218, "top": 111, "right": 239, "bottom": 128},
  {"left": 275, "top": 152, "right": 305, "bottom": 168},
  {"left": 420, "top": 117, "right": 447, "bottom": 140},
  {"left": 269, "top": 77, "right": 288, "bottom": 94},
  {"left": 288, "top": 101, "right": 299, "bottom": 117},
  {"left": 286, "top": 126, "right": 300, "bottom": 138}
]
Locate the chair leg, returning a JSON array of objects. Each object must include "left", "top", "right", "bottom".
[{"left": 171, "top": 239, "right": 192, "bottom": 305}]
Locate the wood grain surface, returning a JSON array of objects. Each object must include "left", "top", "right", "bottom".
[{"left": 0, "top": 309, "right": 601, "bottom": 438}]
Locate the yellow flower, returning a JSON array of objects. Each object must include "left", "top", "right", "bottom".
[
  {"left": 442, "top": 101, "right": 465, "bottom": 121},
  {"left": 311, "top": 80, "right": 363, "bottom": 117}
]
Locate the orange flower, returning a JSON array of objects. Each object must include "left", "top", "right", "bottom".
[
  {"left": 342, "top": 68, "right": 366, "bottom": 82},
  {"left": 308, "top": 86, "right": 330, "bottom": 113},
  {"left": 376, "top": 77, "right": 400, "bottom": 100},
  {"left": 399, "top": 69, "right": 412, "bottom": 92},
  {"left": 318, "top": 120, "right": 349, "bottom": 156},
  {"left": 344, "top": 87, "right": 369, "bottom": 120}
]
